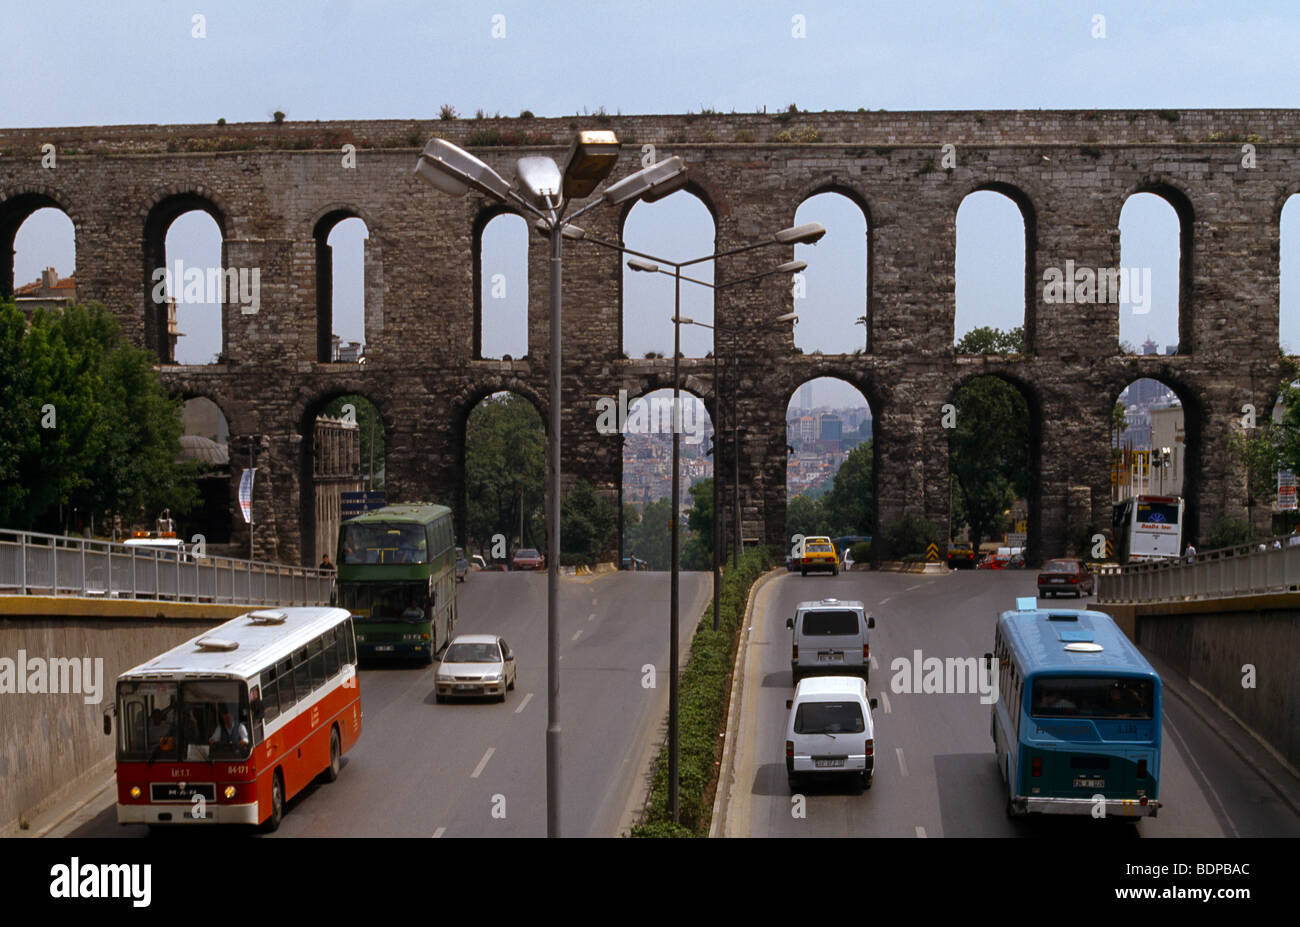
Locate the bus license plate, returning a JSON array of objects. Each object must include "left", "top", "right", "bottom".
[
  {"left": 814, "top": 757, "right": 845, "bottom": 768},
  {"left": 1074, "top": 777, "right": 1105, "bottom": 789},
  {"left": 818, "top": 651, "right": 844, "bottom": 662}
]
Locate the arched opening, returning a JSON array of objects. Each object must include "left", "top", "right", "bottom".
[
  {"left": 948, "top": 375, "right": 1037, "bottom": 561},
  {"left": 1111, "top": 378, "right": 1203, "bottom": 554},
  {"left": 143, "top": 195, "right": 226, "bottom": 364},
  {"left": 1281, "top": 194, "right": 1300, "bottom": 354},
  {"left": 475, "top": 210, "right": 529, "bottom": 360},
  {"left": 955, "top": 187, "right": 1031, "bottom": 349},
  {"left": 463, "top": 392, "right": 546, "bottom": 566},
  {"left": 621, "top": 190, "right": 715, "bottom": 359},
  {"left": 792, "top": 191, "right": 869, "bottom": 354},
  {"left": 620, "top": 388, "right": 716, "bottom": 571},
  {"left": 179, "top": 397, "right": 232, "bottom": 548},
  {"left": 1118, "top": 189, "right": 1190, "bottom": 355},
  {"left": 315, "top": 212, "right": 369, "bottom": 363},
  {"left": 7, "top": 203, "right": 76, "bottom": 309},
  {"left": 297, "top": 394, "right": 382, "bottom": 566},
  {"left": 784, "top": 377, "right": 875, "bottom": 559}
]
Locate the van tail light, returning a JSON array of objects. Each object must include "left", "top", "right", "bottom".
[
  {"left": 792, "top": 643, "right": 798, "bottom": 660},
  {"left": 1031, "top": 756, "right": 1043, "bottom": 777},
  {"left": 786, "top": 740, "right": 794, "bottom": 760},
  {"left": 862, "top": 643, "right": 869, "bottom": 660},
  {"left": 1137, "top": 758, "right": 1147, "bottom": 779},
  {"left": 864, "top": 738, "right": 873, "bottom": 757}
]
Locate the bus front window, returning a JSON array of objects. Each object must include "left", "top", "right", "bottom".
[
  {"left": 180, "top": 680, "right": 252, "bottom": 761},
  {"left": 116, "top": 681, "right": 180, "bottom": 761},
  {"left": 341, "top": 524, "right": 428, "bottom": 565}
]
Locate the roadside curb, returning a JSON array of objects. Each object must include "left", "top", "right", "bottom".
[
  {"left": 709, "top": 566, "right": 784, "bottom": 838},
  {"left": 1140, "top": 648, "right": 1300, "bottom": 819}
]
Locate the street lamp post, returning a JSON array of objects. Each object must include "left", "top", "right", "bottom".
[
  {"left": 415, "top": 135, "right": 686, "bottom": 837},
  {"left": 571, "top": 226, "right": 821, "bottom": 823}
]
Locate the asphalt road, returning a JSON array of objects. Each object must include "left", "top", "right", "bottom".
[
  {"left": 719, "top": 568, "right": 1300, "bottom": 838},
  {"left": 63, "top": 569, "right": 709, "bottom": 838}
]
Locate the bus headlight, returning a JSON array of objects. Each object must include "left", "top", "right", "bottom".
[
  {"left": 224, "top": 786, "right": 236, "bottom": 799},
  {"left": 130, "top": 786, "right": 141, "bottom": 799}
]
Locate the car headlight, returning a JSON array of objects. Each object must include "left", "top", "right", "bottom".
[{"left": 483, "top": 674, "right": 502, "bottom": 683}]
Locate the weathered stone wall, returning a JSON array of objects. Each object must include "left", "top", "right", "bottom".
[{"left": 3, "top": 109, "right": 1296, "bottom": 564}]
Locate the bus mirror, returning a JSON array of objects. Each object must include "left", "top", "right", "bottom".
[
  {"left": 870, "top": 698, "right": 878, "bottom": 710},
  {"left": 785, "top": 618, "right": 794, "bottom": 630},
  {"left": 983, "top": 652, "right": 993, "bottom": 669},
  {"left": 103, "top": 711, "right": 112, "bottom": 735},
  {"left": 867, "top": 616, "right": 876, "bottom": 629},
  {"left": 785, "top": 699, "right": 793, "bottom": 710}
]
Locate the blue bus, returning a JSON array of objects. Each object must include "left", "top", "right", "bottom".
[{"left": 989, "top": 599, "right": 1161, "bottom": 818}]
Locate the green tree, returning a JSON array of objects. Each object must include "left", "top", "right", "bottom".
[
  {"left": 955, "top": 325, "right": 1024, "bottom": 355},
  {"left": 785, "top": 493, "right": 826, "bottom": 542},
  {"left": 464, "top": 393, "right": 545, "bottom": 552},
  {"left": 682, "top": 478, "right": 714, "bottom": 571},
  {"left": 820, "top": 439, "right": 874, "bottom": 536},
  {"left": 625, "top": 498, "right": 673, "bottom": 570},
  {"left": 561, "top": 479, "right": 616, "bottom": 565},
  {"left": 0, "top": 301, "right": 198, "bottom": 532}
]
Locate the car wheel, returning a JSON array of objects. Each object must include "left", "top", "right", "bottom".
[
  {"left": 801, "top": 568, "right": 807, "bottom": 577},
  {"left": 832, "top": 566, "right": 839, "bottom": 576},
  {"left": 787, "top": 775, "right": 800, "bottom": 793},
  {"left": 861, "top": 772, "right": 872, "bottom": 791},
  {"left": 323, "top": 726, "right": 341, "bottom": 782},
  {"left": 264, "top": 771, "right": 284, "bottom": 832},
  {"left": 435, "top": 693, "right": 445, "bottom": 704},
  {"left": 507, "top": 669, "right": 515, "bottom": 691}
]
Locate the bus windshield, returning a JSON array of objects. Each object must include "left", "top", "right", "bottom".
[
  {"left": 340, "top": 523, "right": 427, "bottom": 564},
  {"left": 337, "top": 581, "right": 427, "bottom": 623},
  {"left": 1135, "top": 502, "right": 1180, "bottom": 526},
  {"left": 1030, "top": 676, "right": 1154, "bottom": 720},
  {"left": 117, "top": 679, "right": 251, "bottom": 762}
]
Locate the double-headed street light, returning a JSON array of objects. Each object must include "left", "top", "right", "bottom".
[
  {"left": 415, "top": 133, "right": 686, "bottom": 838},
  {"left": 565, "top": 221, "right": 823, "bottom": 823}
]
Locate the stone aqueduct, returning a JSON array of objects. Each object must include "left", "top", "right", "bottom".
[{"left": 2, "top": 109, "right": 1297, "bottom": 565}]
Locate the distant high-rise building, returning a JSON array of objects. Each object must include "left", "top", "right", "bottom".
[{"left": 817, "top": 413, "right": 842, "bottom": 442}]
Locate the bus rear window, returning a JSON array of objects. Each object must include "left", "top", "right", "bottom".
[
  {"left": 1030, "top": 677, "right": 1153, "bottom": 720},
  {"left": 1135, "top": 503, "right": 1180, "bottom": 525},
  {"left": 794, "top": 701, "right": 865, "bottom": 734},
  {"left": 801, "top": 610, "right": 859, "bottom": 635}
]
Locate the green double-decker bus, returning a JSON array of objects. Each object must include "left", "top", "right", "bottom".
[{"left": 336, "top": 503, "right": 457, "bottom": 664}]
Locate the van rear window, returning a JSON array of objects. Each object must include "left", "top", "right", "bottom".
[
  {"left": 801, "top": 610, "right": 859, "bottom": 635},
  {"left": 794, "top": 701, "right": 865, "bottom": 734}
]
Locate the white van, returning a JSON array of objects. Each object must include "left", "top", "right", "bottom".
[
  {"left": 785, "top": 676, "right": 877, "bottom": 792},
  {"left": 785, "top": 598, "right": 876, "bottom": 683}
]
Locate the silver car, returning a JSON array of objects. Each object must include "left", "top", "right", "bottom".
[{"left": 435, "top": 634, "right": 516, "bottom": 703}]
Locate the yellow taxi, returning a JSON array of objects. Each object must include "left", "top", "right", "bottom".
[{"left": 798, "top": 536, "right": 839, "bottom": 576}]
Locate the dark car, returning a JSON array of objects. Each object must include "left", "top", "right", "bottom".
[
  {"left": 1037, "top": 558, "right": 1094, "bottom": 598},
  {"left": 511, "top": 548, "right": 545, "bottom": 570}
]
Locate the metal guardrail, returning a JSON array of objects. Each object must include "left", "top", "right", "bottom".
[
  {"left": 1096, "top": 537, "right": 1300, "bottom": 603},
  {"left": 0, "top": 529, "right": 333, "bottom": 607}
]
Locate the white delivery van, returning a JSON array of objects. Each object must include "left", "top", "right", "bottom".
[
  {"left": 786, "top": 598, "right": 876, "bottom": 684},
  {"left": 785, "top": 676, "right": 878, "bottom": 792}
]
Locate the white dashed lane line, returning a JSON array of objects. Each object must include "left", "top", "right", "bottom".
[
  {"left": 915, "top": 826, "right": 927, "bottom": 838},
  {"left": 514, "top": 692, "right": 534, "bottom": 714},
  {"left": 471, "top": 747, "right": 495, "bottom": 779},
  {"left": 571, "top": 629, "right": 583, "bottom": 642},
  {"left": 431, "top": 826, "right": 446, "bottom": 838},
  {"left": 879, "top": 689, "right": 892, "bottom": 714},
  {"left": 896, "top": 747, "right": 909, "bottom": 777},
  {"left": 588, "top": 612, "right": 596, "bottom": 621}
]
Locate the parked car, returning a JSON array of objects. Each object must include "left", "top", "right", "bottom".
[
  {"left": 435, "top": 634, "right": 517, "bottom": 702},
  {"left": 785, "top": 675, "right": 878, "bottom": 792},
  {"left": 621, "top": 555, "right": 647, "bottom": 571},
  {"left": 455, "top": 547, "right": 469, "bottom": 582},
  {"left": 1037, "top": 558, "right": 1095, "bottom": 597},
  {"left": 471, "top": 554, "right": 488, "bottom": 571},
  {"left": 511, "top": 548, "right": 545, "bottom": 570}
]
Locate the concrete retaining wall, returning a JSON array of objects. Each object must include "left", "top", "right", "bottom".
[{"left": 0, "top": 608, "right": 241, "bottom": 834}]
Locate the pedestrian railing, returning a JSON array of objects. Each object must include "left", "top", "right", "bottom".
[
  {"left": 0, "top": 528, "right": 333, "bottom": 607},
  {"left": 1096, "top": 537, "right": 1300, "bottom": 603}
]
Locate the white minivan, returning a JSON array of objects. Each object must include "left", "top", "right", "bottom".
[
  {"left": 786, "top": 598, "right": 876, "bottom": 684},
  {"left": 785, "top": 676, "right": 878, "bottom": 792}
]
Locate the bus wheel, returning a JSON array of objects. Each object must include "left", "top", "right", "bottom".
[
  {"left": 324, "top": 726, "right": 341, "bottom": 782},
  {"left": 265, "top": 771, "right": 284, "bottom": 832}
]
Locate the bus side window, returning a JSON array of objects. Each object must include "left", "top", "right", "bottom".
[
  {"left": 261, "top": 670, "right": 280, "bottom": 724},
  {"left": 344, "top": 618, "right": 357, "bottom": 665},
  {"left": 276, "top": 658, "right": 295, "bottom": 715},
  {"left": 322, "top": 628, "right": 340, "bottom": 678},
  {"left": 293, "top": 649, "right": 311, "bottom": 702},
  {"left": 308, "top": 639, "right": 324, "bottom": 691}
]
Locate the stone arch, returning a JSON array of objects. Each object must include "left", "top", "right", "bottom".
[
  {"left": 1118, "top": 180, "right": 1195, "bottom": 354},
  {"left": 313, "top": 207, "right": 371, "bottom": 363},
  {"left": 955, "top": 182, "right": 1037, "bottom": 352},
  {"left": 142, "top": 192, "right": 229, "bottom": 363},
  {"left": 790, "top": 184, "right": 872, "bottom": 354},
  {"left": 0, "top": 187, "right": 82, "bottom": 302},
  {"left": 472, "top": 204, "right": 529, "bottom": 360},
  {"left": 458, "top": 387, "right": 548, "bottom": 558}
]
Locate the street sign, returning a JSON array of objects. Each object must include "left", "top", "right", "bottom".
[
  {"left": 341, "top": 491, "right": 387, "bottom": 517},
  {"left": 925, "top": 542, "right": 940, "bottom": 561},
  {"left": 1279, "top": 469, "right": 1296, "bottom": 512},
  {"left": 1006, "top": 532, "right": 1027, "bottom": 548}
]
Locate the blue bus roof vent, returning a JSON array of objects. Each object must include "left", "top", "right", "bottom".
[
  {"left": 1015, "top": 597, "right": 1037, "bottom": 611},
  {"left": 1047, "top": 613, "right": 1079, "bottom": 621},
  {"left": 1058, "top": 629, "right": 1094, "bottom": 643}
]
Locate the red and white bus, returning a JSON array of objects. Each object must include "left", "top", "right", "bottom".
[{"left": 105, "top": 606, "right": 361, "bottom": 830}]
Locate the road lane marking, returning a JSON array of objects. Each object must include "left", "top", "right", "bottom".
[
  {"left": 571, "top": 628, "right": 583, "bottom": 641},
  {"left": 879, "top": 689, "right": 892, "bottom": 714},
  {"left": 431, "top": 826, "right": 446, "bottom": 838},
  {"left": 1164, "top": 711, "right": 1238, "bottom": 837},
  {"left": 915, "top": 826, "right": 927, "bottom": 838},
  {"left": 896, "top": 747, "right": 908, "bottom": 777},
  {"left": 869, "top": 654, "right": 878, "bottom": 670},
  {"left": 878, "top": 597, "right": 891, "bottom": 605},
  {"left": 471, "top": 747, "right": 495, "bottom": 779},
  {"left": 588, "top": 612, "right": 596, "bottom": 621},
  {"left": 904, "top": 583, "right": 923, "bottom": 592},
  {"left": 514, "top": 692, "right": 534, "bottom": 714}
]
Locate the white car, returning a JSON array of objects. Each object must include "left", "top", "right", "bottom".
[
  {"left": 785, "top": 676, "right": 877, "bottom": 792},
  {"left": 435, "top": 634, "right": 516, "bottom": 703}
]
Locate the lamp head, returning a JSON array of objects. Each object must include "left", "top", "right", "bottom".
[
  {"left": 563, "top": 131, "right": 621, "bottom": 199},
  {"left": 514, "top": 156, "right": 565, "bottom": 212},
  {"left": 774, "top": 222, "right": 826, "bottom": 245},
  {"left": 415, "top": 138, "right": 512, "bottom": 201}
]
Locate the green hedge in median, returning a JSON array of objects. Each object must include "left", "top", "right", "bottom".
[{"left": 629, "top": 547, "right": 772, "bottom": 837}]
